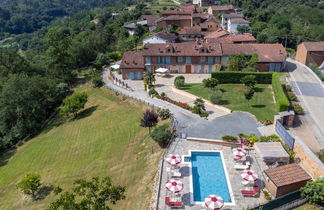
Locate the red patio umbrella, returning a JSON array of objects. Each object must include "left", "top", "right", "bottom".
[
  {"left": 241, "top": 170, "right": 258, "bottom": 182},
  {"left": 166, "top": 179, "right": 183, "bottom": 193},
  {"left": 205, "top": 195, "right": 224, "bottom": 210},
  {"left": 165, "top": 154, "right": 181, "bottom": 166}
]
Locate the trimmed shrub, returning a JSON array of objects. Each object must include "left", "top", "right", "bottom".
[
  {"left": 150, "top": 124, "right": 172, "bottom": 147},
  {"left": 241, "top": 75, "right": 257, "bottom": 88},
  {"left": 174, "top": 76, "right": 185, "bottom": 88},
  {"left": 301, "top": 178, "right": 324, "bottom": 206},
  {"left": 272, "top": 73, "right": 289, "bottom": 112},
  {"left": 293, "top": 103, "right": 303, "bottom": 115},
  {"left": 158, "top": 108, "right": 170, "bottom": 120},
  {"left": 209, "top": 89, "right": 223, "bottom": 104},
  {"left": 221, "top": 135, "right": 238, "bottom": 141},
  {"left": 148, "top": 88, "right": 158, "bottom": 97},
  {"left": 211, "top": 72, "right": 272, "bottom": 84},
  {"left": 199, "top": 113, "right": 209, "bottom": 118},
  {"left": 203, "top": 78, "right": 219, "bottom": 88},
  {"left": 288, "top": 92, "right": 298, "bottom": 101}
]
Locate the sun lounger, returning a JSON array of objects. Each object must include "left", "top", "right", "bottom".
[
  {"left": 171, "top": 170, "right": 182, "bottom": 177},
  {"left": 234, "top": 163, "right": 250, "bottom": 170},
  {"left": 165, "top": 197, "right": 183, "bottom": 208},
  {"left": 241, "top": 185, "right": 260, "bottom": 196}
]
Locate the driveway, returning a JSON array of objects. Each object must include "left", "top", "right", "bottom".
[
  {"left": 286, "top": 58, "right": 324, "bottom": 148},
  {"left": 103, "top": 70, "right": 261, "bottom": 139}
]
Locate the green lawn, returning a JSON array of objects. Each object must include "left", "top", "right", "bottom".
[
  {"left": 293, "top": 203, "right": 322, "bottom": 210},
  {"left": 182, "top": 83, "right": 278, "bottom": 122},
  {"left": 0, "top": 85, "right": 165, "bottom": 210}
]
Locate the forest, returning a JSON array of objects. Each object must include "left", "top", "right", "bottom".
[{"left": 0, "top": 0, "right": 150, "bottom": 152}]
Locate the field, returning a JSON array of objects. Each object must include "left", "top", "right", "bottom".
[
  {"left": 182, "top": 83, "right": 278, "bottom": 121},
  {"left": 0, "top": 85, "right": 166, "bottom": 210}
]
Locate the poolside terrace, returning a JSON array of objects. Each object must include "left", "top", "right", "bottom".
[{"left": 157, "top": 138, "right": 266, "bottom": 210}]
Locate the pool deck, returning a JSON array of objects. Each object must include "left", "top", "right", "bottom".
[{"left": 158, "top": 138, "right": 266, "bottom": 210}]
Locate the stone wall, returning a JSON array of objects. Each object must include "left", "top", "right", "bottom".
[
  {"left": 293, "top": 136, "right": 324, "bottom": 178},
  {"left": 187, "top": 137, "right": 240, "bottom": 147}
]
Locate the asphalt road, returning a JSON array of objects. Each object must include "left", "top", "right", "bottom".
[{"left": 287, "top": 58, "right": 324, "bottom": 148}]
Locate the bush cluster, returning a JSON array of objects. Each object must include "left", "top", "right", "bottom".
[
  {"left": 221, "top": 135, "right": 238, "bottom": 141},
  {"left": 203, "top": 78, "right": 219, "bottom": 88},
  {"left": 150, "top": 124, "right": 172, "bottom": 147},
  {"left": 162, "top": 96, "right": 191, "bottom": 110},
  {"left": 211, "top": 72, "right": 272, "bottom": 84},
  {"left": 272, "top": 73, "right": 289, "bottom": 112},
  {"left": 174, "top": 76, "right": 185, "bottom": 88},
  {"left": 293, "top": 103, "right": 303, "bottom": 115},
  {"left": 209, "top": 89, "right": 223, "bottom": 104},
  {"left": 158, "top": 108, "right": 170, "bottom": 120},
  {"left": 287, "top": 92, "right": 298, "bottom": 101}
]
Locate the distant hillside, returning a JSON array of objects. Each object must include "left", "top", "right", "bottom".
[{"left": 0, "top": 0, "right": 130, "bottom": 36}]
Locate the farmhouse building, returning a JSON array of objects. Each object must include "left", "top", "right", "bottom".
[{"left": 296, "top": 42, "right": 324, "bottom": 67}]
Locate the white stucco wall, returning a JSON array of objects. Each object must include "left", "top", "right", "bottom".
[
  {"left": 228, "top": 21, "right": 249, "bottom": 35},
  {"left": 143, "top": 36, "right": 167, "bottom": 45}
]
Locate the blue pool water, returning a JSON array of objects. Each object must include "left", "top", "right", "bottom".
[{"left": 191, "top": 151, "right": 231, "bottom": 202}]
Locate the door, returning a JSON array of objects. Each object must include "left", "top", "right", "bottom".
[
  {"left": 137, "top": 72, "right": 141, "bottom": 80},
  {"left": 129, "top": 72, "right": 134, "bottom": 80},
  {"left": 185, "top": 65, "right": 191, "bottom": 73}
]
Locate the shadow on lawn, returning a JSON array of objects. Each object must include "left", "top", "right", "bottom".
[
  {"left": 0, "top": 149, "right": 16, "bottom": 167},
  {"left": 33, "top": 185, "right": 53, "bottom": 201},
  {"left": 251, "top": 104, "right": 266, "bottom": 108},
  {"left": 254, "top": 87, "right": 265, "bottom": 93},
  {"left": 76, "top": 105, "right": 98, "bottom": 120}
]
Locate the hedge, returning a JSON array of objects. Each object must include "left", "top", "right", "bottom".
[
  {"left": 272, "top": 73, "right": 289, "bottom": 112},
  {"left": 211, "top": 72, "right": 272, "bottom": 84}
]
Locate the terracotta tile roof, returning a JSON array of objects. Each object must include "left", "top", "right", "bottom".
[
  {"left": 205, "top": 29, "right": 230, "bottom": 39},
  {"left": 222, "top": 13, "right": 244, "bottom": 19},
  {"left": 143, "top": 42, "right": 223, "bottom": 56},
  {"left": 142, "top": 15, "right": 160, "bottom": 26},
  {"left": 210, "top": 4, "right": 234, "bottom": 11},
  {"left": 264, "top": 164, "right": 311, "bottom": 187},
  {"left": 223, "top": 34, "right": 255, "bottom": 42},
  {"left": 158, "top": 15, "right": 192, "bottom": 21},
  {"left": 162, "top": 10, "right": 193, "bottom": 16},
  {"left": 222, "top": 43, "right": 287, "bottom": 62},
  {"left": 302, "top": 42, "right": 324, "bottom": 51},
  {"left": 178, "top": 27, "right": 203, "bottom": 35},
  {"left": 120, "top": 52, "right": 144, "bottom": 69},
  {"left": 155, "top": 32, "right": 178, "bottom": 41},
  {"left": 229, "top": 18, "right": 250, "bottom": 24}
]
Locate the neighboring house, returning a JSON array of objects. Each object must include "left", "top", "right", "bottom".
[
  {"left": 142, "top": 15, "right": 160, "bottom": 31},
  {"left": 123, "top": 20, "right": 148, "bottom": 35},
  {"left": 208, "top": 4, "right": 235, "bottom": 15},
  {"left": 296, "top": 42, "right": 324, "bottom": 66},
  {"left": 221, "top": 13, "right": 244, "bottom": 30},
  {"left": 162, "top": 3, "right": 203, "bottom": 17},
  {"left": 156, "top": 13, "right": 219, "bottom": 30},
  {"left": 227, "top": 18, "right": 250, "bottom": 35},
  {"left": 120, "top": 42, "right": 287, "bottom": 79},
  {"left": 120, "top": 52, "right": 145, "bottom": 80},
  {"left": 178, "top": 27, "right": 205, "bottom": 41},
  {"left": 143, "top": 32, "right": 178, "bottom": 45},
  {"left": 193, "top": 0, "right": 219, "bottom": 7},
  {"left": 264, "top": 164, "right": 311, "bottom": 198}
]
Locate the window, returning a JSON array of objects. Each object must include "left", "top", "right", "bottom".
[
  {"left": 224, "top": 56, "right": 229, "bottom": 62},
  {"left": 200, "top": 56, "right": 206, "bottom": 63},
  {"left": 178, "top": 56, "right": 183, "bottom": 63},
  {"left": 208, "top": 56, "right": 213, "bottom": 64},
  {"left": 208, "top": 65, "right": 212, "bottom": 73},
  {"left": 186, "top": 56, "right": 191, "bottom": 64},
  {"left": 158, "top": 56, "right": 165, "bottom": 64},
  {"left": 215, "top": 56, "right": 221, "bottom": 63},
  {"left": 166, "top": 56, "right": 171, "bottom": 64},
  {"left": 145, "top": 56, "right": 151, "bottom": 64},
  {"left": 200, "top": 64, "right": 204, "bottom": 73},
  {"left": 146, "top": 65, "right": 151, "bottom": 72}
]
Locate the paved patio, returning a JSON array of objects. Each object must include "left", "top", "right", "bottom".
[{"left": 158, "top": 138, "right": 266, "bottom": 210}]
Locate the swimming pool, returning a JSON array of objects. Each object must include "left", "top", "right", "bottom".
[{"left": 188, "top": 151, "right": 232, "bottom": 203}]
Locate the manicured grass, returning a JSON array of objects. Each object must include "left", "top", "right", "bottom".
[
  {"left": 182, "top": 83, "right": 278, "bottom": 121},
  {"left": 0, "top": 85, "right": 166, "bottom": 210}
]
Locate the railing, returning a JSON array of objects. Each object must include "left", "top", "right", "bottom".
[
  {"left": 250, "top": 191, "right": 307, "bottom": 210},
  {"left": 108, "top": 71, "right": 134, "bottom": 91}
]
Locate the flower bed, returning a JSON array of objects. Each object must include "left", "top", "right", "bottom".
[{"left": 161, "top": 96, "right": 192, "bottom": 111}]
